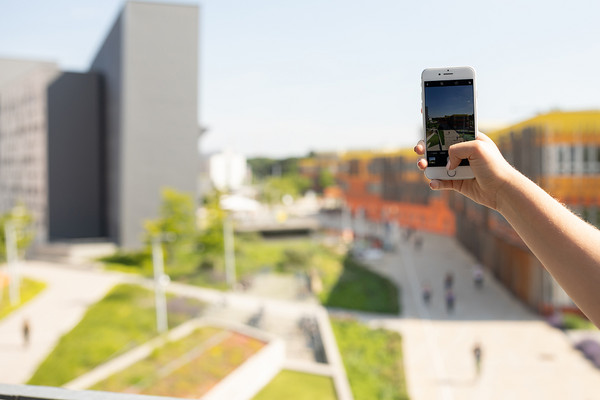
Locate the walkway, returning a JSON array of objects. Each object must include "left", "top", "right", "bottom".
[
  {"left": 0, "top": 262, "right": 125, "bottom": 384},
  {"left": 360, "top": 231, "right": 600, "bottom": 400}
]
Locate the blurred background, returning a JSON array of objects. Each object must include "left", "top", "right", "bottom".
[{"left": 0, "top": 1, "right": 599, "bottom": 399}]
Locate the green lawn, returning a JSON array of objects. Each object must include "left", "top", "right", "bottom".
[
  {"left": 332, "top": 317, "right": 409, "bottom": 400},
  {"left": 253, "top": 370, "right": 337, "bottom": 400},
  {"left": 322, "top": 256, "right": 399, "bottom": 314},
  {"left": 27, "top": 284, "right": 204, "bottom": 387},
  {"left": 0, "top": 277, "right": 46, "bottom": 320}
]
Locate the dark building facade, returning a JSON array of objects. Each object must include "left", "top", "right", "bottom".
[{"left": 47, "top": 72, "right": 105, "bottom": 240}]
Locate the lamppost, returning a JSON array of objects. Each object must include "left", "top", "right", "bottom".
[
  {"left": 151, "top": 234, "right": 173, "bottom": 334},
  {"left": 223, "top": 211, "right": 236, "bottom": 289},
  {"left": 4, "top": 220, "right": 19, "bottom": 305}
]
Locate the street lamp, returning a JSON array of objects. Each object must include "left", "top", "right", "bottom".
[
  {"left": 4, "top": 220, "right": 19, "bottom": 305},
  {"left": 223, "top": 211, "right": 236, "bottom": 289},
  {"left": 151, "top": 233, "right": 173, "bottom": 334}
]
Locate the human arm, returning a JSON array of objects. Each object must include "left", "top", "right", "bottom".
[{"left": 415, "top": 133, "right": 600, "bottom": 327}]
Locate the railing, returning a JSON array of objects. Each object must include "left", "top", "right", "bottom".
[{"left": 0, "top": 384, "right": 180, "bottom": 400}]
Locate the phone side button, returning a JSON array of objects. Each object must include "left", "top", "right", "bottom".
[{"left": 447, "top": 170, "right": 457, "bottom": 177}]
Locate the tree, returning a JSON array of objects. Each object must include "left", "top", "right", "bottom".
[
  {"left": 0, "top": 202, "right": 35, "bottom": 261},
  {"left": 144, "top": 188, "right": 197, "bottom": 262},
  {"left": 260, "top": 174, "right": 311, "bottom": 204},
  {"left": 196, "top": 191, "right": 225, "bottom": 266},
  {"left": 247, "top": 157, "right": 302, "bottom": 180},
  {"left": 318, "top": 168, "right": 336, "bottom": 191}
]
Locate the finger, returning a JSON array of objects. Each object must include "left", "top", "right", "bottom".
[
  {"left": 447, "top": 140, "right": 483, "bottom": 170},
  {"left": 429, "top": 179, "right": 457, "bottom": 191},
  {"left": 414, "top": 140, "right": 425, "bottom": 155},
  {"left": 417, "top": 157, "right": 427, "bottom": 170}
]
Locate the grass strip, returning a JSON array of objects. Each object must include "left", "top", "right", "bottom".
[
  {"left": 331, "top": 317, "right": 409, "bottom": 400},
  {"left": 0, "top": 277, "right": 46, "bottom": 320},
  {"left": 253, "top": 370, "right": 337, "bottom": 400},
  {"left": 323, "top": 257, "right": 399, "bottom": 314}
]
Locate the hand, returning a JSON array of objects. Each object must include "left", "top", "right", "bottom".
[{"left": 414, "top": 132, "right": 517, "bottom": 210}]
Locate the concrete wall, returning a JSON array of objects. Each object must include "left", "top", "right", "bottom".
[
  {"left": 90, "top": 13, "right": 124, "bottom": 244},
  {"left": 120, "top": 1, "right": 199, "bottom": 248},
  {"left": 90, "top": 2, "right": 199, "bottom": 248},
  {"left": 47, "top": 72, "right": 105, "bottom": 240}
]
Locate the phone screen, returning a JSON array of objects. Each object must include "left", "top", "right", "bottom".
[{"left": 423, "top": 79, "right": 475, "bottom": 167}]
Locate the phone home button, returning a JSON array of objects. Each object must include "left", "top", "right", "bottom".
[{"left": 447, "top": 170, "right": 457, "bottom": 178}]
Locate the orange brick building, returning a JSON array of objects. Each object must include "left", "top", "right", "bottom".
[{"left": 335, "top": 149, "right": 455, "bottom": 236}]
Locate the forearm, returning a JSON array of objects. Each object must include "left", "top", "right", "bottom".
[{"left": 497, "top": 170, "right": 600, "bottom": 327}]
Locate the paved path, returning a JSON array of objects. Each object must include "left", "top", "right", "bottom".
[
  {"left": 0, "top": 262, "right": 124, "bottom": 384},
  {"left": 360, "top": 231, "right": 600, "bottom": 400}
]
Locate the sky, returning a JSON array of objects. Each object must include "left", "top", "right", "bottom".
[
  {"left": 1, "top": 0, "right": 599, "bottom": 158},
  {"left": 425, "top": 85, "right": 473, "bottom": 119}
]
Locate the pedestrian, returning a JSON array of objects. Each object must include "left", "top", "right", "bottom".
[
  {"left": 445, "top": 289, "right": 455, "bottom": 313},
  {"left": 473, "top": 264, "right": 484, "bottom": 289},
  {"left": 414, "top": 235, "right": 423, "bottom": 251},
  {"left": 22, "top": 318, "right": 30, "bottom": 348},
  {"left": 473, "top": 342, "right": 483, "bottom": 377},
  {"left": 422, "top": 283, "right": 432, "bottom": 305},
  {"left": 444, "top": 272, "right": 454, "bottom": 290}
]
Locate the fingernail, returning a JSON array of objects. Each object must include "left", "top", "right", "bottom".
[{"left": 430, "top": 180, "right": 439, "bottom": 190}]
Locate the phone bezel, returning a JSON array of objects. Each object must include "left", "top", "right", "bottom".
[{"left": 421, "top": 66, "right": 477, "bottom": 180}]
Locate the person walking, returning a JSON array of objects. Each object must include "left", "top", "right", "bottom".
[
  {"left": 473, "top": 342, "right": 483, "bottom": 377},
  {"left": 414, "top": 235, "right": 424, "bottom": 251},
  {"left": 445, "top": 289, "right": 455, "bottom": 313},
  {"left": 473, "top": 264, "right": 484, "bottom": 289},
  {"left": 444, "top": 272, "right": 454, "bottom": 291},
  {"left": 422, "top": 283, "right": 432, "bottom": 305},
  {"left": 22, "top": 318, "right": 30, "bottom": 348}
]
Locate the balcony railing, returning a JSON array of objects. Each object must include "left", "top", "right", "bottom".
[{"left": 0, "top": 384, "right": 180, "bottom": 400}]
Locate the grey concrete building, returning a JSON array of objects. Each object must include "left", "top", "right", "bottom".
[
  {"left": 0, "top": 1, "right": 200, "bottom": 251},
  {"left": 47, "top": 72, "right": 105, "bottom": 241},
  {"left": 88, "top": 1, "right": 200, "bottom": 248},
  {"left": 0, "top": 59, "right": 60, "bottom": 244}
]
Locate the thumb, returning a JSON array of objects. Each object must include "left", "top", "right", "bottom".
[{"left": 447, "top": 140, "right": 483, "bottom": 170}]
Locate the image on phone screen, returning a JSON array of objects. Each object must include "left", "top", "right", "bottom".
[{"left": 423, "top": 79, "right": 475, "bottom": 167}]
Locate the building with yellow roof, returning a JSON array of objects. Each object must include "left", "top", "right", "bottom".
[{"left": 455, "top": 111, "right": 600, "bottom": 314}]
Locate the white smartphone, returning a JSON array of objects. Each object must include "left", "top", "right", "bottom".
[{"left": 421, "top": 66, "right": 477, "bottom": 180}]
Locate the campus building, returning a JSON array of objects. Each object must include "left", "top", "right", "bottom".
[
  {"left": 58, "top": 1, "right": 200, "bottom": 248},
  {"left": 0, "top": 1, "right": 201, "bottom": 250},
  {"left": 454, "top": 111, "right": 600, "bottom": 313},
  {"left": 335, "top": 149, "right": 455, "bottom": 237},
  {"left": 0, "top": 59, "right": 60, "bottom": 243}
]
